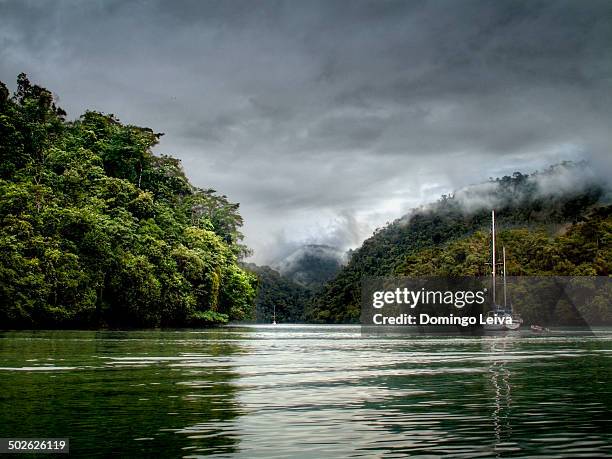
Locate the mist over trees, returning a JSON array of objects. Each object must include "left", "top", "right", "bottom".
[
  {"left": 307, "top": 166, "right": 611, "bottom": 324},
  {"left": 0, "top": 75, "right": 257, "bottom": 328},
  {"left": 244, "top": 245, "right": 345, "bottom": 323}
]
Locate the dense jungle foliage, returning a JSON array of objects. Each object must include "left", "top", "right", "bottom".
[
  {"left": 307, "top": 165, "right": 609, "bottom": 323},
  {"left": 0, "top": 75, "right": 257, "bottom": 328},
  {"left": 397, "top": 206, "right": 612, "bottom": 325}
]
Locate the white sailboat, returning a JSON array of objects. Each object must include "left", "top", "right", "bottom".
[
  {"left": 272, "top": 303, "right": 277, "bottom": 325},
  {"left": 484, "top": 210, "right": 523, "bottom": 331}
]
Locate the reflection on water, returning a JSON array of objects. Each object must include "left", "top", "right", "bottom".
[
  {"left": 0, "top": 326, "right": 610, "bottom": 458},
  {"left": 486, "top": 338, "right": 515, "bottom": 456}
]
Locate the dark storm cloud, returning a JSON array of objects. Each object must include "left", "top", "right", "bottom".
[{"left": 1, "top": 0, "right": 611, "bottom": 262}]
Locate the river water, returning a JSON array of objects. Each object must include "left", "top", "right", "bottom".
[{"left": 0, "top": 325, "right": 610, "bottom": 458}]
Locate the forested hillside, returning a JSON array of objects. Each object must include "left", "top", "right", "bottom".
[
  {"left": 242, "top": 245, "right": 344, "bottom": 324},
  {"left": 0, "top": 75, "right": 257, "bottom": 328},
  {"left": 243, "top": 263, "right": 312, "bottom": 323},
  {"left": 307, "top": 165, "right": 609, "bottom": 323},
  {"left": 398, "top": 206, "right": 612, "bottom": 325}
]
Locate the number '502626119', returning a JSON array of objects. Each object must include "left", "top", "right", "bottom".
[{"left": 1, "top": 438, "right": 69, "bottom": 454}]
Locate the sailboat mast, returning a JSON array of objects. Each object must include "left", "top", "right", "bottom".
[
  {"left": 492, "top": 210, "right": 496, "bottom": 304},
  {"left": 503, "top": 246, "right": 507, "bottom": 309}
]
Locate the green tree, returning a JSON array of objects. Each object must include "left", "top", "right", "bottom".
[{"left": 0, "top": 74, "right": 256, "bottom": 328}]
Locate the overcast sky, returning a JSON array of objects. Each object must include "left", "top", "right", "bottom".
[{"left": 1, "top": 0, "right": 611, "bottom": 263}]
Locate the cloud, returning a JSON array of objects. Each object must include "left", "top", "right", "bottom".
[
  {"left": 427, "top": 161, "right": 607, "bottom": 216},
  {"left": 1, "top": 0, "right": 610, "bottom": 263}
]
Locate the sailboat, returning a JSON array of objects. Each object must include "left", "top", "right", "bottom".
[
  {"left": 484, "top": 210, "right": 523, "bottom": 331},
  {"left": 272, "top": 303, "right": 277, "bottom": 325}
]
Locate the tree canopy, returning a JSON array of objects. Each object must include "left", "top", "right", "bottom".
[{"left": 0, "top": 74, "right": 257, "bottom": 328}]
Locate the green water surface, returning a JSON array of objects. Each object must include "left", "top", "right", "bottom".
[{"left": 0, "top": 326, "right": 610, "bottom": 458}]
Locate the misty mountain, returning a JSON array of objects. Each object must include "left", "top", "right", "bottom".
[
  {"left": 243, "top": 244, "right": 346, "bottom": 323},
  {"left": 272, "top": 244, "right": 346, "bottom": 288},
  {"left": 306, "top": 162, "right": 610, "bottom": 323}
]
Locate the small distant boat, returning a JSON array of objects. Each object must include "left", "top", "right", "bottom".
[
  {"left": 272, "top": 304, "right": 277, "bottom": 325},
  {"left": 483, "top": 210, "right": 523, "bottom": 332},
  {"left": 530, "top": 325, "right": 549, "bottom": 333}
]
